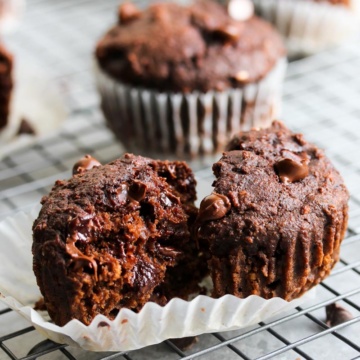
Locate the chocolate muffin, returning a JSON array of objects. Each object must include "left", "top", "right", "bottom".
[
  {"left": 252, "top": 0, "right": 358, "bottom": 56},
  {"left": 0, "top": 43, "right": 12, "bottom": 130},
  {"left": 32, "top": 154, "right": 206, "bottom": 326},
  {"left": 195, "top": 121, "right": 349, "bottom": 301},
  {"left": 95, "top": 0, "right": 286, "bottom": 158}
]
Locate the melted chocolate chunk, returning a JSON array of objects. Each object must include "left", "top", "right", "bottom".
[
  {"left": 66, "top": 237, "right": 98, "bottom": 281},
  {"left": 73, "top": 155, "right": 101, "bottom": 175},
  {"left": 326, "top": 303, "right": 353, "bottom": 327},
  {"left": 197, "top": 193, "right": 231, "bottom": 223},
  {"left": 69, "top": 215, "right": 95, "bottom": 239},
  {"left": 66, "top": 216, "right": 99, "bottom": 279},
  {"left": 129, "top": 180, "right": 147, "bottom": 202},
  {"left": 274, "top": 152, "right": 309, "bottom": 184}
]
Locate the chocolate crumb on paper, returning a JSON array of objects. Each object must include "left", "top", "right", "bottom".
[
  {"left": 170, "top": 336, "right": 199, "bottom": 351},
  {"left": 97, "top": 321, "right": 110, "bottom": 328},
  {"left": 17, "top": 118, "right": 36, "bottom": 136}
]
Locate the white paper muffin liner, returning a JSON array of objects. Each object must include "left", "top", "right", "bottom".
[
  {"left": 0, "top": 206, "right": 316, "bottom": 352},
  {"left": 95, "top": 57, "right": 287, "bottom": 159},
  {"left": 0, "top": 60, "right": 67, "bottom": 159},
  {"left": 252, "top": 0, "right": 360, "bottom": 56}
]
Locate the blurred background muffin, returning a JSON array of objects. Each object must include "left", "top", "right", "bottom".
[
  {"left": 95, "top": 0, "right": 286, "bottom": 159},
  {"left": 0, "top": 42, "right": 12, "bottom": 132},
  {"left": 251, "top": 0, "right": 360, "bottom": 57},
  {"left": 0, "top": 0, "right": 23, "bottom": 134}
]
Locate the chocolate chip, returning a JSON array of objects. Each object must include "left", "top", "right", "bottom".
[
  {"left": 119, "top": 2, "right": 141, "bottom": 24},
  {"left": 213, "top": 24, "right": 242, "bottom": 42},
  {"left": 66, "top": 239, "right": 98, "bottom": 281},
  {"left": 326, "top": 303, "right": 353, "bottom": 327},
  {"left": 129, "top": 180, "right": 147, "bottom": 202},
  {"left": 73, "top": 155, "right": 101, "bottom": 175},
  {"left": 170, "top": 336, "right": 199, "bottom": 351},
  {"left": 17, "top": 118, "right": 36, "bottom": 136},
  {"left": 274, "top": 152, "right": 309, "bottom": 184},
  {"left": 198, "top": 193, "right": 231, "bottom": 223}
]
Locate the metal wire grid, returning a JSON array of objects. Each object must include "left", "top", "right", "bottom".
[{"left": 0, "top": 0, "right": 360, "bottom": 359}]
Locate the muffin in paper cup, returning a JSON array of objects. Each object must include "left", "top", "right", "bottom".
[
  {"left": 95, "top": 58, "right": 287, "bottom": 159},
  {"left": 95, "top": 0, "right": 287, "bottom": 159},
  {"left": 197, "top": 122, "right": 349, "bottom": 302},
  {"left": 0, "top": 206, "right": 315, "bottom": 352},
  {"left": 252, "top": 0, "right": 360, "bottom": 56}
]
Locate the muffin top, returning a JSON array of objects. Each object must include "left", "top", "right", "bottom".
[
  {"left": 196, "top": 121, "right": 349, "bottom": 258},
  {"left": 96, "top": 0, "right": 285, "bottom": 93}
]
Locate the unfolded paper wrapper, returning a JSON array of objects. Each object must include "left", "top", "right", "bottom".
[
  {"left": 0, "top": 206, "right": 316, "bottom": 352},
  {"left": 252, "top": 0, "right": 360, "bottom": 56}
]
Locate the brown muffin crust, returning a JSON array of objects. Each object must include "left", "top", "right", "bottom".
[
  {"left": 196, "top": 121, "right": 349, "bottom": 301},
  {"left": 96, "top": 0, "right": 285, "bottom": 93},
  {"left": 311, "top": 0, "right": 350, "bottom": 6},
  {"left": 0, "top": 43, "right": 12, "bottom": 130},
  {"left": 33, "top": 154, "right": 205, "bottom": 326}
]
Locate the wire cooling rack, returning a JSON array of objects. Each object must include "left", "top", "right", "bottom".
[{"left": 1, "top": 1, "right": 360, "bottom": 359}]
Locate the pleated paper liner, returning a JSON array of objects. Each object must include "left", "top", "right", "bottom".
[
  {"left": 252, "top": 0, "right": 360, "bottom": 57},
  {"left": 0, "top": 206, "right": 315, "bottom": 352},
  {"left": 95, "top": 57, "right": 287, "bottom": 160}
]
